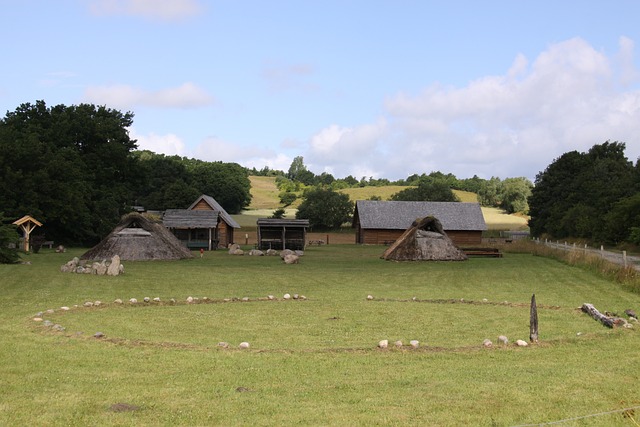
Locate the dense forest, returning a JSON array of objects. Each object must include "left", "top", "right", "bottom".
[{"left": 1, "top": 100, "right": 639, "bottom": 249}]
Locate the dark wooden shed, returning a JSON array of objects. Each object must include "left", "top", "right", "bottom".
[
  {"left": 352, "top": 201, "right": 487, "bottom": 246},
  {"left": 257, "top": 219, "right": 309, "bottom": 250}
]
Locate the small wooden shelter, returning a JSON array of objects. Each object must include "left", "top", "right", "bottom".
[
  {"left": 382, "top": 216, "right": 467, "bottom": 261},
  {"left": 163, "top": 195, "right": 240, "bottom": 249},
  {"left": 256, "top": 219, "right": 309, "bottom": 250},
  {"left": 353, "top": 201, "right": 486, "bottom": 246},
  {"left": 12, "top": 215, "right": 42, "bottom": 252},
  {"left": 81, "top": 213, "right": 193, "bottom": 261}
]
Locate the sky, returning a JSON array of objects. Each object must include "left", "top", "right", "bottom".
[{"left": 2, "top": 0, "right": 640, "bottom": 182}]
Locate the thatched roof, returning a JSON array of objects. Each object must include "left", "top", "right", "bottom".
[
  {"left": 382, "top": 216, "right": 468, "bottom": 261},
  {"left": 354, "top": 201, "right": 486, "bottom": 231},
  {"left": 81, "top": 213, "right": 193, "bottom": 261}
]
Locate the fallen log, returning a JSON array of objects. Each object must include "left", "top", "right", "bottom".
[{"left": 581, "top": 303, "right": 615, "bottom": 328}]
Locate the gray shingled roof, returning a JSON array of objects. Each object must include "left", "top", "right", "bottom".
[
  {"left": 354, "top": 201, "right": 487, "bottom": 231},
  {"left": 256, "top": 218, "right": 310, "bottom": 228},
  {"left": 163, "top": 209, "right": 219, "bottom": 228},
  {"left": 189, "top": 195, "right": 241, "bottom": 229}
]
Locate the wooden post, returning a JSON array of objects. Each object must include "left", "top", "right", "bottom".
[
  {"left": 529, "top": 294, "right": 539, "bottom": 343},
  {"left": 326, "top": 234, "right": 329, "bottom": 245},
  {"left": 623, "top": 251, "right": 628, "bottom": 268}
]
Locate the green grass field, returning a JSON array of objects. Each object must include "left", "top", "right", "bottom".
[{"left": 1, "top": 245, "right": 639, "bottom": 426}]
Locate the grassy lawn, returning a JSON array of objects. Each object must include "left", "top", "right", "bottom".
[{"left": 1, "top": 245, "right": 639, "bottom": 426}]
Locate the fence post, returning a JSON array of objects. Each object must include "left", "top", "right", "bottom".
[
  {"left": 530, "top": 294, "right": 538, "bottom": 343},
  {"left": 623, "top": 251, "right": 628, "bottom": 268}
]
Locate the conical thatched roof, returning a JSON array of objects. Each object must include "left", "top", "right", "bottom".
[
  {"left": 81, "top": 213, "right": 193, "bottom": 261},
  {"left": 382, "top": 216, "right": 467, "bottom": 261}
]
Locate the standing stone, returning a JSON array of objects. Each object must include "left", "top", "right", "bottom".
[
  {"left": 106, "top": 255, "right": 121, "bottom": 276},
  {"left": 378, "top": 339, "right": 389, "bottom": 349}
]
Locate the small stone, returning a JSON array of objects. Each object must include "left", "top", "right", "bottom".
[
  {"left": 60, "top": 306, "right": 70, "bottom": 311},
  {"left": 410, "top": 340, "right": 420, "bottom": 348},
  {"left": 378, "top": 339, "right": 388, "bottom": 349},
  {"left": 43, "top": 320, "right": 53, "bottom": 327},
  {"left": 412, "top": 296, "right": 417, "bottom": 301},
  {"left": 223, "top": 298, "right": 231, "bottom": 302},
  {"left": 242, "top": 297, "right": 250, "bottom": 302},
  {"left": 623, "top": 323, "right": 634, "bottom": 329},
  {"left": 218, "top": 342, "right": 229, "bottom": 348},
  {"left": 283, "top": 293, "right": 291, "bottom": 300},
  {"left": 516, "top": 339, "right": 528, "bottom": 347},
  {"left": 143, "top": 297, "right": 150, "bottom": 303},
  {"left": 482, "top": 298, "right": 488, "bottom": 303},
  {"left": 46, "top": 309, "right": 54, "bottom": 314},
  {"left": 52, "top": 324, "right": 65, "bottom": 332},
  {"left": 367, "top": 295, "right": 374, "bottom": 300},
  {"left": 153, "top": 297, "right": 161, "bottom": 302},
  {"left": 114, "top": 299, "right": 123, "bottom": 304},
  {"left": 267, "top": 295, "right": 275, "bottom": 300},
  {"left": 170, "top": 298, "right": 176, "bottom": 304},
  {"left": 576, "top": 332, "right": 582, "bottom": 336},
  {"left": 498, "top": 335, "right": 508, "bottom": 345},
  {"left": 129, "top": 298, "right": 137, "bottom": 304},
  {"left": 483, "top": 339, "right": 493, "bottom": 347},
  {"left": 35, "top": 312, "right": 43, "bottom": 317},
  {"left": 94, "top": 332, "right": 105, "bottom": 338},
  {"left": 395, "top": 340, "right": 403, "bottom": 348},
  {"left": 299, "top": 295, "right": 307, "bottom": 300},
  {"left": 202, "top": 297, "right": 209, "bottom": 302},
  {"left": 83, "top": 301, "right": 94, "bottom": 307},
  {"left": 293, "top": 294, "right": 299, "bottom": 300},
  {"left": 239, "top": 342, "right": 250, "bottom": 349},
  {"left": 186, "top": 296, "right": 194, "bottom": 303},
  {"left": 33, "top": 317, "right": 43, "bottom": 322},
  {"left": 94, "top": 301, "right": 102, "bottom": 307}
]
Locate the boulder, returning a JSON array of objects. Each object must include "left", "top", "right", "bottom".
[
  {"left": 248, "top": 249, "right": 264, "bottom": 256},
  {"left": 283, "top": 254, "right": 299, "bottom": 264},
  {"left": 106, "top": 255, "right": 121, "bottom": 276}
]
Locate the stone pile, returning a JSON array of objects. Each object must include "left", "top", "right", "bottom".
[{"left": 60, "top": 255, "right": 124, "bottom": 276}]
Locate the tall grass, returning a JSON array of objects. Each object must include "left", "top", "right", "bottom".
[{"left": 503, "top": 240, "right": 640, "bottom": 293}]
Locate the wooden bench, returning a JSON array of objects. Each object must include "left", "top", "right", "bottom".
[{"left": 462, "top": 247, "right": 503, "bottom": 258}]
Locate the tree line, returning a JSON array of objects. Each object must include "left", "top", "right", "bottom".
[
  {"left": 529, "top": 141, "right": 640, "bottom": 245},
  {"left": 0, "top": 101, "right": 251, "bottom": 246}
]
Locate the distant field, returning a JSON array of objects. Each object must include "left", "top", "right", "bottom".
[{"left": 243, "top": 176, "right": 528, "bottom": 232}]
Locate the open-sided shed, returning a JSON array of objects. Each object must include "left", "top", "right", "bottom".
[
  {"left": 256, "top": 218, "right": 309, "bottom": 250},
  {"left": 353, "top": 201, "right": 486, "bottom": 246}
]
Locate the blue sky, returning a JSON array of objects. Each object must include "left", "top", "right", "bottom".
[{"left": 2, "top": 0, "right": 640, "bottom": 181}]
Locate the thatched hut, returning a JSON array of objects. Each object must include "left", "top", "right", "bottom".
[
  {"left": 81, "top": 213, "right": 193, "bottom": 261},
  {"left": 381, "top": 216, "right": 467, "bottom": 261}
]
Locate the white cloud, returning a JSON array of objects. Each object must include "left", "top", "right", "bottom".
[
  {"left": 87, "top": 0, "right": 203, "bottom": 21},
  {"left": 193, "top": 136, "right": 292, "bottom": 170},
  {"left": 83, "top": 82, "right": 213, "bottom": 109},
  {"left": 299, "top": 37, "right": 640, "bottom": 181},
  {"left": 130, "top": 128, "right": 187, "bottom": 156}
]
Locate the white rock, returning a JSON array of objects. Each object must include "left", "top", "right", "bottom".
[
  {"left": 186, "top": 296, "right": 194, "bottom": 303},
  {"left": 83, "top": 301, "right": 94, "bottom": 307},
  {"left": 366, "top": 295, "right": 374, "bottom": 300},
  {"left": 113, "top": 299, "right": 123, "bottom": 304},
  {"left": 143, "top": 297, "right": 150, "bottom": 303},
  {"left": 217, "top": 342, "right": 229, "bottom": 348},
  {"left": 498, "top": 335, "right": 508, "bottom": 345},
  {"left": 239, "top": 342, "right": 250, "bottom": 349},
  {"left": 516, "top": 339, "right": 528, "bottom": 347},
  {"left": 94, "top": 301, "right": 102, "bottom": 307},
  {"left": 300, "top": 295, "right": 307, "bottom": 300},
  {"left": 60, "top": 306, "right": 70, "bottom": 311},
  {"left": 395, "top": 340, "right": 403, "bottom": 348},
  {"left": 153, "top": 297, "right": 161, "bottom": 302},
  {"left": 483, "top": 339, "right": 493, "bottom": 347},
  {"left": 378, "top": 339, "right": 389, "bottom": 349},
  {"left": 242, "top": 297, "right": 250, "bottom": 302},
  {"left": 33, "top": 317, "right": 43, "bottom": 322},
  {"left": 482, "top": 298, "right": 488, "bottom": 303},
  {"left": 129, "top": 298, "right": 137, "bottom": 304},
  {"left": 283, "top": 293, "right": 291, "bottom": 300},
  {"left": 267, "top": 295, "right": 275, "bottom": 300},
  {"left": 410, "top": 340, "right": 420, "bottom": 348}
]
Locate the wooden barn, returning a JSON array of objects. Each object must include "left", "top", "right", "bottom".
[
  {"left": 163, "top": 195, "right": 240, "bottom": 250},
  {"left": 256, "top": 218, "right": 309, "bottom": 250},
  {"left": 352, "top": 201, "right": 486, "bottom": 246}
]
